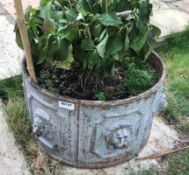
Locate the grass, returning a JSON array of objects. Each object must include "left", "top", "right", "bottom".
[
  {"left": 0, "top": 76, "right": 31, "bottom": 150},
  {"left": 166, "top": 150, "right": 189, "bottom": 175},
  {"left": 152, "top": 28, "right": 189, "bottom": 175},
  {"left": 0, "top": 29, "right": 189, "bottom": 174},
  {"left": 0, "top": 76, "right": 23, "bottom": 101},
  {"left": 0, "top": 76, "right": 56, "bottom": 174},
  {"left": 134, "top": 149, "right": 189, "bottom": 175},
  {"left": 0, "top": 77, "right": 37, "bottom": 172},
  {"left": 158, "top": 29, "right": 189, "bottom": 129}
]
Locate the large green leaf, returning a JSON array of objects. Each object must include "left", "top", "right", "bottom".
[
  {"left": 93, "top": 24, "right": 102, "bottom": 39},
  {"left": 53, "top": 39, "right": 70, "bottom": 60},
  {"left": 29, "top": 15, "right": 43, "bottom": 26},
  {"left": 59, "top": 26, "right": 79, "bottom": 41},
  {"left": 141, "top": 43, "right": 153, "bottom": 61},
  {"left": 96, "top": 13, "right": 123, "bottom": 26},
  {"left": 38, "top": 33, "right": 53, "bottom": 49},
  {"left": 88, "top": 50, "right": 101, "bottom": 70},
  {"left": 14, "top": 24, "right": 23, "bottom": 49},
  {"left": 43, "top": 18, "right": 55, "bottom": 32},
  {"left": 130, "top": 31, "right": 147, "bottom": 52},
  {"left": 40, "top": 0, "right": 53, "bottom": 6},
  {"left": 106, "top": 30, "right": 123, "bottom": 56},
  {"left": 65, "top": 9, "right": 78, "bottom": 21},
  {"left": 96, "top": 33, "right": 109, "bottom": 58},
  {"left": 78, "top": 0, "right": 92, "bottom": 15},
  {"left": 150, "top": 24, "right": 161, "bottom": 38},
  {"left": 138, "top": 0, "right": 152, "bottom": 22},
  {"left": 25, "top": 5, "right": 32, "bottom": 21},
  {"left": 57, "top": 52, "right": 74, "bottom": 70},
  {"left": 81, "top": 39, "right": 95, "bottom": 50},
  {"left": 38, "top": 36, "right": 70, "bottom": 63},
  {"left": 98, "top": 29, "right": 107, "bottom": 42},
  {"left": 37, "top": 54, "right": 48, "bottom": 64},
  {"left": 40, "top": 1, "right": 54, "bottom": 19},
  {"left": 136, "top": 17, "right": 146, "bottom": 33},
  {"left": 124, "top": 32, "right": 130, "bottom": 51}
]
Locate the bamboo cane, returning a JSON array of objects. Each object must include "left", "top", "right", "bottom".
[{"left": 14, "top": 0, "right": 37, "bottom": 82}]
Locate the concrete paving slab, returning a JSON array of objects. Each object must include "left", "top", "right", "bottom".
[
  {"left": 0, "top": 100, "right": 31, "bottom": 175},
  {"left": 0, "top": 6, "right": 6, "bottom": 15},
  {"left": 0, "top": 15, "right": 22, "bottom": 80},
  {"left": 171, "top": 0, "right": 189, "bottom": 13},
  {"left": 150, "top": 0, "right": 170, "bottom": 10},
  {"left": 0, "top": 0, "right": 39, "bottom": 16},
  {"left": 151, "top": 9, "right": 189, "bottom": 37}
]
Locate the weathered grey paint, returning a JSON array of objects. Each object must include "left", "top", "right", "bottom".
[{"left": 22, "top": 52, "right": 167, "bottom": 168}]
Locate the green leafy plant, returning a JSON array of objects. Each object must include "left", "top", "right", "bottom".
[
  {"left": 95, "top": 91, "right": 107, "bottom": 101},
  {"left": 15, "top": 0, "right": 160, "bottom": 100},
  {"left": 124, "top": 63, "right": 157, "bottom": 95}
]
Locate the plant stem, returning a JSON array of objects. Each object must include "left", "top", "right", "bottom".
[
  {"left": 68, "top": 0, "right": 72, "bottom": 9},
  {"left": 86, "top": 24, "right": 92, "bottom": 40},
  {"left": 105, "top": 0, "right": 108, "bottom": 13}
]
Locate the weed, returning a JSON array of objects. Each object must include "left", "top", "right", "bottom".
[
  {"left": 124, "top": 63, "right": 157, "bottom": 96},
  {"left": 95, "top": 91, "right": 107, "bottom": 101}
]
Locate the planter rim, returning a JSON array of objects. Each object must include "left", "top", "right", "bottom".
[{"left": 23, "top": 51, "right": 166, "bottom": 106}]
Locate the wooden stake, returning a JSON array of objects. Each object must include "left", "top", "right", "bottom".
[
  {"left": 136, "top": 145, "right": 189, "bottom": 161},
  {"left": 14, "top": 0, "right": 37, "bottom": 82}
]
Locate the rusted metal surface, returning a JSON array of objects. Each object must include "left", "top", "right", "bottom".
[{"left": 22, "top": 51, "right": 167, "bottom": 168}]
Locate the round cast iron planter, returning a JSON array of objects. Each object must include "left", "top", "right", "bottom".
[{"left": 22, "top": 51, "right": 167, "bottom": 168}]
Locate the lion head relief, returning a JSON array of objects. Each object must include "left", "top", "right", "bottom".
[{"left": 106, "top": 125, "right": 133, "bottom": 149}]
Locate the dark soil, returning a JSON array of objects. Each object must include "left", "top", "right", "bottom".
[
  {"left": 38, "top": 62, "right": 157, "bottom": 101},
  {"left": 38, "top": 62, "right": 130, "bottom": 100}
]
